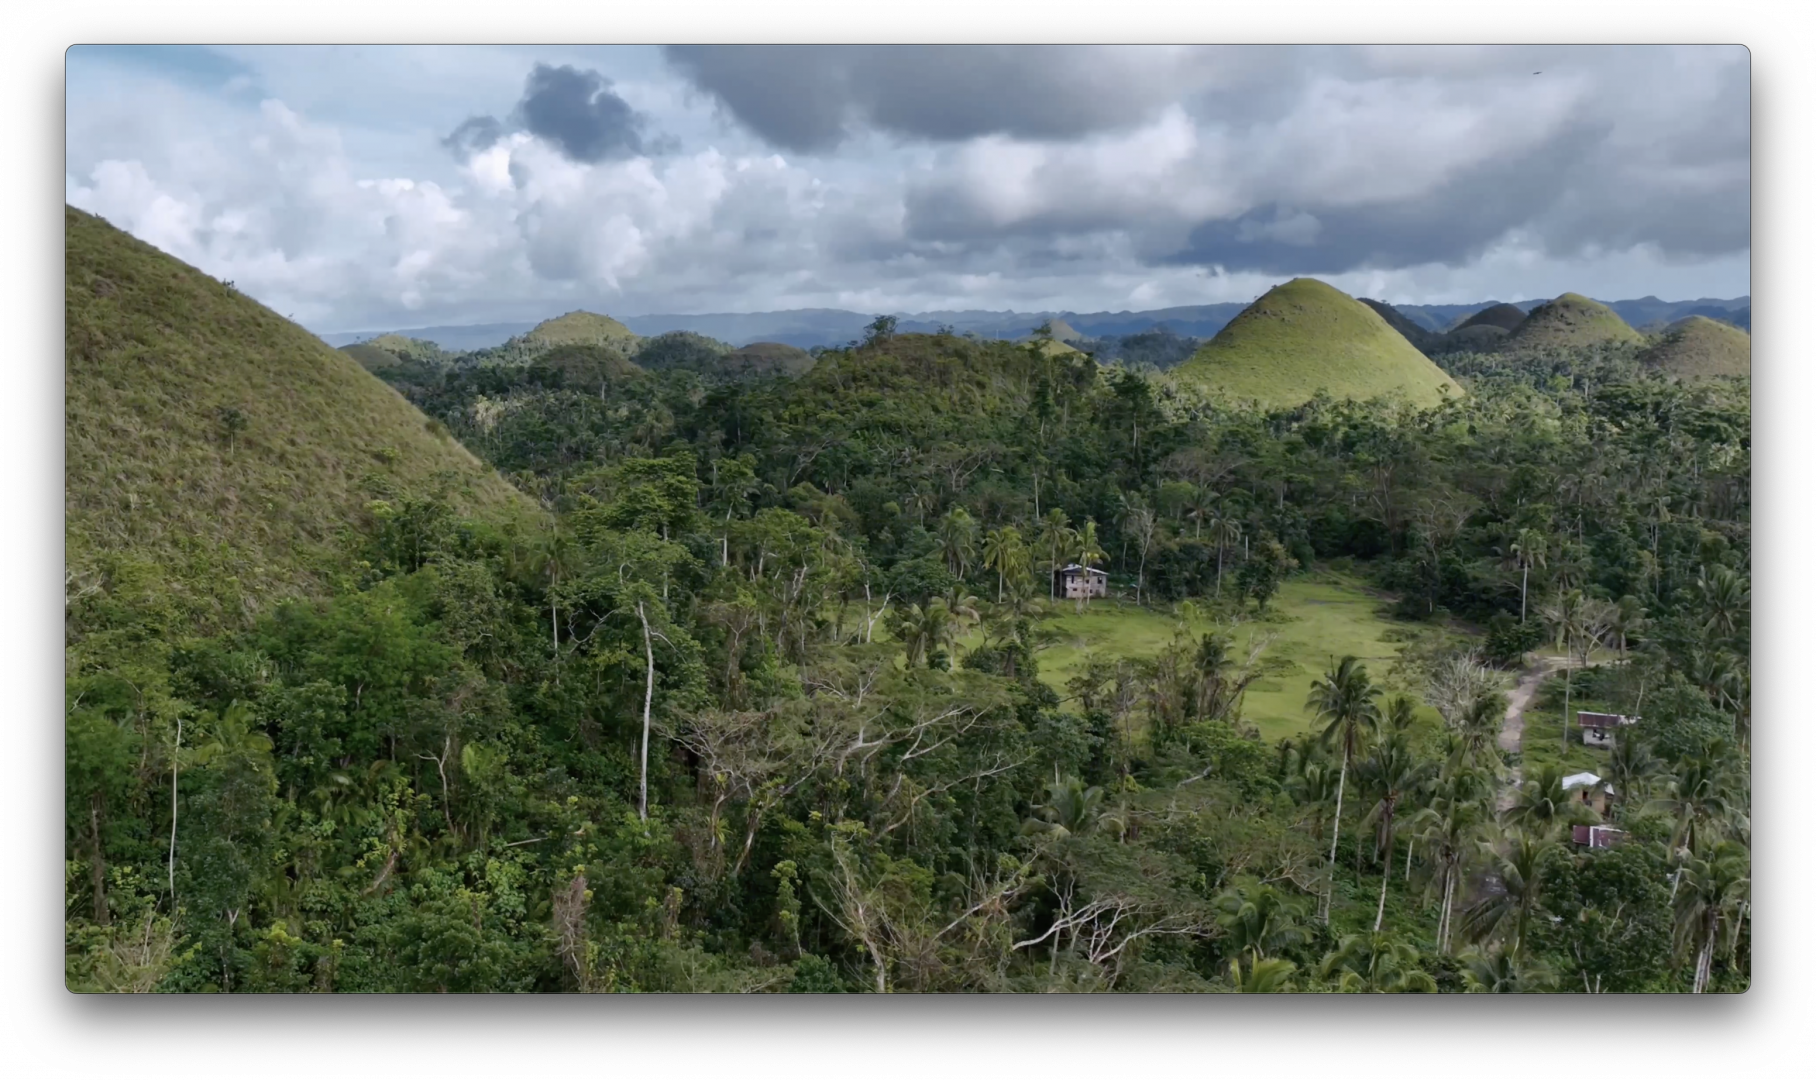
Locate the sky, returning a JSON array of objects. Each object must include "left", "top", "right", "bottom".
[{"left": 64, "top": 45, "right": 1751, "bottom": 334}]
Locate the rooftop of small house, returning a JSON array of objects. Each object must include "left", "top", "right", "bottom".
[
  {"left": 1056, "top": 564, "right": 1109, "bottom": 576},
  {"left": 1577, "top": 711, "right": 1639, "bottom": 727}
]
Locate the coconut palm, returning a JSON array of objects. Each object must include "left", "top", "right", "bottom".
[
  {"left": 1411, "top": 782, "right": 1491, "bottom": 954},
  {"left": 936, "top": 507, "right": 979, "bottom": 579},
  {"left": 1459, "top": 943, "right": 1558, "bottom": 992},
  {"left": 1503, "top": 762, "right": 1599, "bottom": 841},
  {"left": 1606, "top": 736, "right": 1662, "bottom": 819},
  {"left": 1228, "top": 956, "right": 1299, "bottom": 993},
  {"left": 1542, "top": 589, "right": 1614, "bottom": 752},
  {"left": 1209, "top": 513, "right": 1244, "bottom": 599},
  {"left": 1673, "top": 839, "right": 1750, "bottom": 993},
  {"left": 1021, "top": 775, "right": 1118, "bottom": 839},
  {"left": 1306, "top": 656, "right": 1383, "bottom": 923},
  {"left": 1696, "top": 566, "right": 1749, "bottom": 644},
  {"left": 1213, "top": 879, "right": 1313, "bottom": 964},
  {"left": 1317, "top": 932, "right": 1437, "bottom": 993},
  {"left": 1358, "top": 733, "right": 1437, "bottom": 931},
  {"left": 1648, "top": 743, "right": 1742, "bottom": 856},
  {"left": 1611, "top": 594, "right": 1648, "bottom": 657},
  {"left": 1460, "top": 834, "right": 1552, "bottom": 958},
  {"left": 1510, "top": 527, "right": 1547, "bottom": 623},
  {"left": 1034, "top": 509, "right": 1076, "bottom": 601},
  {"left": 1075, "top": 518, "right": 1107, "bottom": 573},
  {"left": 981, "top": 525, "right": 1028, "bottom": 604}
]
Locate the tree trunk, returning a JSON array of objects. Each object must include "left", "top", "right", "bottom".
[
  {"left": 1374, "top": 833, "right": 1392, "bottom": 932},
  {"left": 1520, "top": 563, "right": 1529, "bottom": 623},
  {"left": 168, "top": 715, "right": 181, "bottom": 902},
  {"left": 90, "top": 795, "right": 109, "bottom": 926},
  {"left": 1322, "top": 752, "right": 1348, "bottom": 924},
  {"left": 637, "top": 601, "right": 656, "bottom": 823},
  {"left": 1405, "top": 830, "right": 1415, "bottom": 881},
  {"left": 1216, "top": 545, "right": 1224, "bottom": 598},
  {"left": 1562, "top": 665, "right": 1574, "bottom": 754}
]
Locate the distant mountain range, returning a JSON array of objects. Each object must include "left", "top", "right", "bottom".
[{"left": 317, "top": 294, "right": 1750, "bottom": 353}]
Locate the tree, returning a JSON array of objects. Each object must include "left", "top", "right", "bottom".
[
  {"left": 1503, "top": 763, "right": 1598, "bottom": 841},
  {"left": 1461, "top": 834, "right": 1553, "bottom": 958},
  {"left": 1672, "top": 839, "right": 1749, "bottom": 993},
  {"left": 1209, "top": 513, "right": 1243, "bottom": 599},
  {"left": 1021, "top": 775, "right": 1120, "bottom": 839},
  {"left": 1306, "top": 656, "right": 1383, "bottom": 923},
  {"left": 1510, "top": 527, "right": 1547, "bottom": 623},
  {"left": 1358, "top": 733, "right": 1435, "bottom": 931},
  {"left": 1542, "top": 589, "right": 1614, "bottom": 753},
  {"left": 1034, "top": 510, "right": 1076, "bottom": 601},
  {"left": 1411, "top": 779, "right": 1490, "bottom": 954},
  {"left": 1647, "top": 744, "right": 1742, "bottom": 857},
  {"left": 936, "top": 507, "right": 978, "bottom": 580},
  {"left": 1459, "top": 943, "right": 1558, "bottom": 992},
  {"left": 1317, "top": 932, "right": 1437, "bottom": 993},
  {"left": 1213, "top": 879, "right": 1312, "bottom": 964},
  {"left": 1237, "top": 537, "right": 1297, "bottom": 613},
  {"left": 864, "top": 314, "right": 898, "bottom": 344},
  {"left": 981, "top": 525, "right": 1028, "bottom": 604}
]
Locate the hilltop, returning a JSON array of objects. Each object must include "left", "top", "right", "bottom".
[
  {"left": 1637, "top": 316, "right": 1751, "bottom": 380},
  {"left": 1173, "top": 278, "right": 1462, "bottom": 408},
  {"left": 1453, "top": 303, "right": 1527, "bottom": 332},
  {"left": 64, "top": 206, "right": 533, "bottom": 645},
  {"left": 1503, "top": 292, "right": 1642, "bottom": 352},
  {"left": 523, "top": 310, "right": 640, "bottom": 349}
]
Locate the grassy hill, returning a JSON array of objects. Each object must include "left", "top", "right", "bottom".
[
  {"left": 1503, "top": 292, "right": 1642, "bottom": 352},
  {"left": 1432, "top": 324, "right": 1512, "bottom": 355},
  {"left": 523, "top": 311, "right": 641, "bottom": 350},
  {"left": 65, "top": 205, "right": 534, "bottom": 646},
  {"left": 1358, "top": 299, "right": 1435, "bottom": 351},
  {"left": 1173, "top": 278, "right": 1463, "bottom": 408},
  {"left": 1637, "top": 316, "right": 1751, "bottom": 380},
  {"left": 1454, "top": 303, "right": 1527, "bottom": 332}
]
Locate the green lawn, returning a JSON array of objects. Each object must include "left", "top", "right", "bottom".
[{"left": 981, "top": 573, "right": 1447, "bottom": 743}]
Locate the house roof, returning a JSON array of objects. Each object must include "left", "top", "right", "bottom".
[
  {"left": 1577, "top": 711, "right": 1638, "bottom": 727},
  {"left": 1056, "top": 564, "right": 1108, "bottom": 576},
  {"left": 1561, "top": 772, "right": 1602, "bottom": 791},
  {"left": 1573, "top": 825, "right": 1625, "bottom": 848}
]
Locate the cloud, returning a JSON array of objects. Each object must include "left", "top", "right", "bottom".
[
  {"left": 663, "top": 45, "right": 1230, "bottom": 152},
  {"left": 441, "top": 62, "right": 653, "bottom": 165},
  {"left": 65, "top": 46, "right": 1751, "bottom": 332}
]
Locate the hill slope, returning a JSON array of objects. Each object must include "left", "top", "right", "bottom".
[
  {"left": 1358, "top": 299, "right": 1435, "bottom": 351},
  {"left": 1454, "top": 303, "right": 1527, "bottom": 332},
  {"left": 1637, "top": 316, "right": 1751, "bottom": 380},
  {"left": 65, "top": 206, "right": 534, "bottom": 643},
  {"left": 1503, "top": 293, "right": 1642, "bottom": 352},
  {"left": 725, "top": 341, "right": 817, "bottom": 377},
  {"left": 1174, "top": 278, "right": 1463, "bottom": 408}
]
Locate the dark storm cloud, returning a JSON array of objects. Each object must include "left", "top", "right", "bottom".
[
  {"left": 442, "top": 63, "right": 651, "bottom": 163},
  {"left": 663, "top": 45, "right": 1200, "bottom": 152},
  {"left": 514, "top": 63, "right": 646, "bottom": 162},
  {"left": 442, "top": 115, "right": 505, "bottom": 157}
]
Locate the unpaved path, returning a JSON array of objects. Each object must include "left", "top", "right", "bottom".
[{"left": 1495, "top": 657, "right": 1577, "bottom": 813}]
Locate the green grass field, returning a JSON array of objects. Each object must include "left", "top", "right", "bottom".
[{"left": 980, "top": 573, "right": 1445, "bottom": 742}]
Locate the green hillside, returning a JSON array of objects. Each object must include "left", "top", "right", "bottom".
[
  {"left": 1503, "top": 292, "right": 1642, "bottom": 352},
  {"left": 64, "top": 205, "right": 534, "bottom": 646},
  {"left": 523, "top": 310, "right": 641, "bottom": 350},
  {"left": 1433, "top": 323, "right": 1511, "bottom": 355},
  {"left": 339, "top": 342, "right": 403, "bottom": 371},
  {"left": 1454, "top": 303, "right": 1527, "bottom": 332},
  {"left": 1173, "top": 278, "right": 1463, "bottom": 408},
  {"left": 725, "top": 341, "right": 817, "bottom": 377},
  {"left": 532, "top": 342, "right": 647, "bottom": 390},
  {"left": 1638, "top": 315, "right": 1751, "bottom": 380},
  {"left": 1358, "top": 298, "right": 1435, "bottom": 350}
]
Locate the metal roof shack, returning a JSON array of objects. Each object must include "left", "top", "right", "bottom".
[
  {"left": 1562, "top": 772, "right": 1615, "bottom": 815},
  {"left": 1572, "top": 825, "right": 1626, "bottom": 849},
  {"left": 1578, "top": 711, "right": 1639, "bottom": 749}
]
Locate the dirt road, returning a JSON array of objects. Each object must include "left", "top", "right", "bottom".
[{"left": 1495, "top": 657, "right": 1576, "bottom": 812}]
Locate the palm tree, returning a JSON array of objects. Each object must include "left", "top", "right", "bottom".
[
  {"left": 1359, "top": 734, "right": 1436, "bottom": 931},
  {"left": 981, "top": 525, "right": 1027, "bottom": 604},
  {"left": 936, "top": 507, "right": 978, "bottom": 580},
  {"left": 1306, "top": 656, "right": 1383, "bottom": 923},
  {"left": 1184, "top": 485, "right": 1216, "bottom": 540},
  {"left": 1648, "top": 744, "right": 1741, "bottom": 857},
  {"left": 1460, "top": 834, "right": 1552, "bottom": 958},
  {"left": 1510, "top": 527, "right": 1547, "bottom": 623},
  {"left": 1034, "top": 509, "right": 1076, "bottom": 601},
  {"left": 1213, "top": 879, "right": 1312, "bottom": 964},
  {"left": 1459, "top": 943, "right": 1558, "bottom": 992},
  {"left": 1317, "top": 932, "right": 1437, "bottom": 993},
  {"left": 1611, "top": 594, "right": 1648, "bottom": 657},
  {"left": 1209, "top": 513, "right": 1243, "bottom": 599},
  {"left": 1503, "top": 763, "right": 1598, "bottom": 841},
  {"left": 1453, "top": 689, "right": 1507, "bottom": 769},
  {"left": 1021, "top": 775, "right": 1118, "bottom": 839},
  {"left": 1672, "top": 839, "right": 1750, "bottom": 993},
  {"left": 1075, "top": 518, "right": 1107, "bottom": 573},
  {"left": 1696, "top": 566, "right": 1749, "bottom": 645},
  {"left": 1411, "top": 782, "right": 1491, "bottom": 954},
  {"left": 1606, "top": 736, "right": 1662, "bottom": 820},
  {"left": 1228, "top": 956, "right": 1299, "bottom": 993}
]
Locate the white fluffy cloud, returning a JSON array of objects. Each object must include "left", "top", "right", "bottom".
[{"left": 65, "top": 45, "right": 1749, "bottom": 333}]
